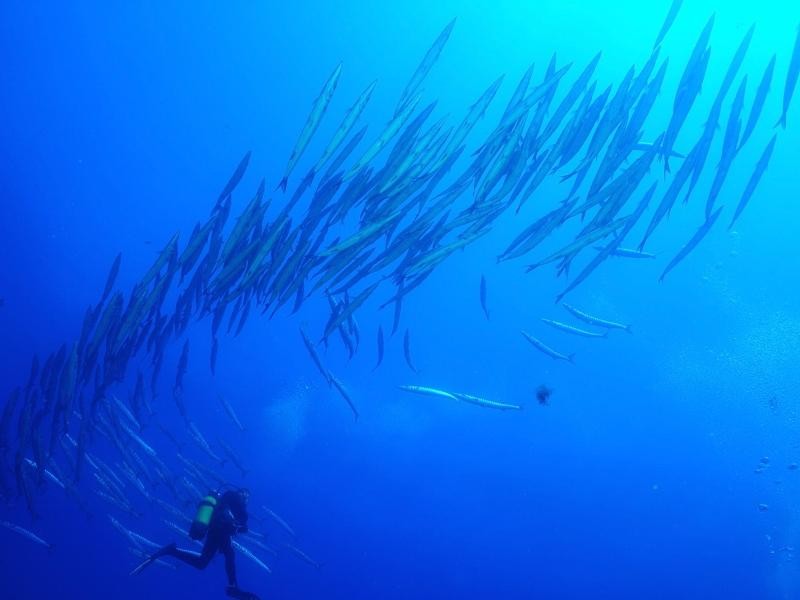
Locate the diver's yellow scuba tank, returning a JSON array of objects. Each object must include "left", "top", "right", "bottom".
[{"left": 189, "top": 492, "right": 219, "bottom": 540}]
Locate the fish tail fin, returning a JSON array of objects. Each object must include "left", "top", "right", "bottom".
[
  {"left": 775, "top": 113, "right": 787, "bottom": 130},
  {"left": 568, "top": 353, "right": 576, "bottom": 364},
  {"left": 625, "top": 325, "right": 633, "bottom": 334},
  {"left": 277, "top": 177, "right": 288, "bottom": 192},
  {"left": 302, "top": 169, "right": 316, "bottom": 187},
  {"left": 554, "top": 292, "right": 564, "bottom": 305},
  {"left": 602, "top": 330, "right": 609, "bottom": 338}
]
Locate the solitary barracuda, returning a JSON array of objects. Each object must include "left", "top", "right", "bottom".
[
  {"left": 216, "top": 394, "right": 245, "bottom": 432},
  {"left": 451, "top": 392, "right": 522, "bottom": 411},
  {"left": 540, "top": 318, "right": 607, "bottom": 338},
  {"left": 279, "top": 63, "right": 343, "bottom": 191},
  {"left": 399, "top": 385, "right": 521, "bottom": 411},
  {"left": 561, "top": 304, "right": 631, "bottom": 332},
  {"left": 398, "top": 385, "right": 459, "bottom": 401}
]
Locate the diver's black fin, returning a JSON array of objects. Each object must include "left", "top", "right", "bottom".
[
  {"left": 129, "top": 555, "right": 158, "bottom": 576},
  {"left": 130, "top": 543, "right": 174, "bottom": 576},
  {"left": 226, "top": 586, "right": 261, "bottom": 600}
]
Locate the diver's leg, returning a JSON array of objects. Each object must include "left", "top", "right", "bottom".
[
  {"left": 164, "top": 536, "right": 218, "bottom": 569},
  {"left": 223, "top": 544, "right": 237, "bottom": 586},
  {"left": 222, "top": 538, "right": 262, "bottom": 599}
]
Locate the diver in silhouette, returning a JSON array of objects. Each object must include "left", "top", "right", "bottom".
[{"left": 131, "top": 487, "right": 259, "bottom": 600}]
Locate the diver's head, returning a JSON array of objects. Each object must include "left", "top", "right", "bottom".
[{"left": 238, "top": 488, "right": 250, "bottom": 504}]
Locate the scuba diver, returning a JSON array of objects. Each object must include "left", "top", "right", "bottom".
[{"left": 131, "top": 486, "right": 260, "bottom": 600}]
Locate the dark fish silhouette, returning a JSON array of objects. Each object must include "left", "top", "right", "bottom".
[
  {"left": 653, "top": 0, "right": 683, "bottom": 49},
  {"left": 479, "top": 275, "right": 489, "bottom": 320},
  {"left": 729, "top": 135, "right": 778, "bottom": 228},
  {"left": 373, "top": 326, "right": 384, "bottom": 371},
  {"left": 706, "top": 76, "right": 747, "bottom": 218},
  {"left": 660, "top": 206, "right": 724, "bottom": 282},
  {"left": 101, "top": 253, "right": 122, "bottom": 302},
  {"left": 279, "top": 63, "right": 343, "bottom": 191},
  {"left": 216, "top": 151, "right": 251, "bottom": 208},
  {"left": 776, "top": 24, "right": 800, "bottom": 129},
  {"left": 740, "top": 55, "right": 775, "bottom": 149},
  {"left": 403, "top": 329, "right": 418, "bottom": 373}
]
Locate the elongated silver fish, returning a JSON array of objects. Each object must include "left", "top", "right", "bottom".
[
  {"left": 450, "top": 391, "right": 522, "bottom": 411},
  {"left": 0, "top": 520, "right": 52, "bottom": 549},
  {"left": 395, "top": 19, "right": 456, "bottom": 116},
  {"left": 329, "top": 373, "right": 359, "bottom": 421},
  {"left": 561, "top": 304, "right": 631, "bottom": 333},
  {"left": 216, "top": 394, "right": 245, "bottom": 432},
  {"left": 119, "top": 420, "right": 157, "bottom": 458},
  {"left": 232, "top": 540, "right": 272, "bottom": 574},
  {"left": 661, "top": 206, "right": 724, "bottom": 281},
  {"left": 284, "top": 543, "right": 321, "bottom": 569},
  {"left": 521, "top": 331, "right": 575, "bottom": 363},
  {"left": 345, "top": 94, "right": 422, "bottom": 180},
  {"left": 479, "top": 275, "right": 489, "bottom": 320},
  {"left": 24, "top": 456, "right": 64, "bottom": 489},
  {"left": 279, "top": 63, "right": 343, "bottom": 191},
  {"left": 186, "top": 420, "right": 221, "bottom": 462},
  {"left": 398, "top": 385, "right": 459, "bottom": 401},
  {"left": 540, "top": 318, "right": 607, "bottom": 339},
  {"left": 598, "top": 247, "right": 656, "bottom": 259},
  {"left": 311, "top": 80, "right": 377, "bottom": 178},
  {"left": 263, "top": 506, "right": 296, "bottom": 538}
]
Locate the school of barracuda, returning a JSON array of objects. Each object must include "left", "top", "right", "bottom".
[{"left": 1, "top": 1, "right": 798, "bottom": 575}]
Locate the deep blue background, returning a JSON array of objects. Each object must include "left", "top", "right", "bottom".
[{"left": 1, "top": 1, "right": 800, "bottom": 598}]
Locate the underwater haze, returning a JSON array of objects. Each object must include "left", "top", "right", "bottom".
[{"left": 1, "top": 1, "right": 800, "bottom": 599}]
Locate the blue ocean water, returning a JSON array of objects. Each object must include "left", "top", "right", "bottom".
[{"left": 1, "top": 1, "right": 799, "bottom": 598}]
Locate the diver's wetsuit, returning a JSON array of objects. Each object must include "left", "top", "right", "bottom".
[{"left": 163, "top": 491, "right": 249, "bottom": 589}]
